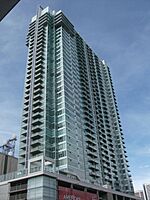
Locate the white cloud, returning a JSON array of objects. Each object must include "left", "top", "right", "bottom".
[{"left": 139, "top": 165, "right": 150, "bottom": 169}]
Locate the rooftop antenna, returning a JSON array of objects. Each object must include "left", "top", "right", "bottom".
[{"left": 0, "top": 135, "right": 17, "bottom": 156}]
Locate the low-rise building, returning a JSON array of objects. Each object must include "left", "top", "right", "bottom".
[
  {"left": 0, "top": 152, "right": 18, "bottom": 175},
  {"left": 0, "top": 167, "right": 140, "bottom": 200}
]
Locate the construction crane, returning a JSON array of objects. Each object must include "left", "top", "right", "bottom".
[{"left": 0, "top": 135, "right": 17, "bottom": 156}]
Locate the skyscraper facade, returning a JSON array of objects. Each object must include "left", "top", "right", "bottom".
[
  {"left": 19, "top": 7, "right": 133, "bottom": 194},
  {"left": 135, "top": 190, "right": 145, "bottom": 200},
  {"left": 143, "top": 184, "right": 150, "bottom": 200}
]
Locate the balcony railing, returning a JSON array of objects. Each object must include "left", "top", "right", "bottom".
[{"left": 0, "top": 165, "right": 54, "bottom": 183}]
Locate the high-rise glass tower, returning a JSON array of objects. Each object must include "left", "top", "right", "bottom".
[{"left": 19, "top": 7, "right": 133, "bottom": 193}]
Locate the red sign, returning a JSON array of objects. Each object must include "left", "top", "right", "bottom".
[{"left": 59, "top": 186, "right": 98, "bottom": 200}]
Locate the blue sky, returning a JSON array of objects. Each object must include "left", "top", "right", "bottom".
[{"left": 0, "top": 0, "right": 150, "bottom": 190}]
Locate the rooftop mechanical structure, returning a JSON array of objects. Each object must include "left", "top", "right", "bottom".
[{"left": 0, "top": 136, "right": 17, "bottom": 156}]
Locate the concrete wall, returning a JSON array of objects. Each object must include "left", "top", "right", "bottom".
[
  {"left": 0, "top": 183, "right": 9, "bottom": 200},
  {"left": 0, "top": 152, "right": 18, "bottom": 175}
]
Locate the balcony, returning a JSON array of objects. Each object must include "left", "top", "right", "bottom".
[
  {"left": 22, "top": 124, "right": 27, "bottom": 130},
  {"left": 34, "top": 72, "right": 43, "bottom": 79},
  {"left": 19, "top": 158, "right": 25, "bottom": 164},
  {"left": 33, "top": 99, "right": 42, "bottom": 107},
  {"left": 26, "top": 74, "right": 31, "bottom": 80},
  {"left": 25, "top": 81, "right": 31, "bottom": 88},
  {"left": 24, "top": 92, "right": 30, "bottom": 99},
  {"left": 32, "top": 118, "right": 43, "bottom": 126},
  {"left": 34, "top": 82, "right": 44, "bottom": 91},
  {"left": 24, "top": 98, "right": 29, "bottom": 105},
  {"left": 35, "top": 50, "right": 43, "bottom": 59},
  {"left": 23, "top": 105, "right": 29, "bottom": 112},
  {"left": 32, "top": 105, "right": 43, "bottom": 113},
  {"left": 32, "top": 124, "right": 43, "bottom": 131},
  {"left": 19, "top": 150, "right": 25, "bottom": 157},
  {"left": 86, "top": 137, "right": 96, "bottom": 146},
  {"left": 85, "top": 132, "right": 95, "bottom": 141},
  {"left": 31, "top": 139, "right": 43, "bottom": 147},
  {"left": 20, "top": 136, "right": 26, "bottom": 143},
  {"left": 26, "top": 77, "right": 31, "bottom": 84},
  {"left": 37, "top": 29, "right": 44, "bottom": 37},
  {"left": 27, "top": 59, "right": 33, "bottom": 66},
  {"left": 88, "top": 157, "right": 99, "bottom": 164},
  {"left": 23, "top": 110, "right": 28, "bottom": 118},
  {"left": 36, "top": 39, "right": 45, "bottom": 49},
  {"left": 20, "top": 143, "right": 26, "bottom": 150},
  {"left": 88, "top": 164, "right": 99, "bottom": 171},
  {"left": 25, "top": 88, "right": 30, "bottom": 95},
  {"left": 36, "top": 45, "right": 44, "bottom": 54},
  {"left": 31, "top": 146, "right": 43, "bottom": 153},
  {"left": 32, "top": 111, "right": 42, "bottom": 119},
  {"left": 89, "top": 171, "right": 100, "bottom": 178},
  {"left": 33, "top": 93, "right": 42, "bottom": 101},
  {"left": 87, "top": 150, "right": 97, "bottom": 158},
  {"left": 86, "top": 144, "right": 97, "bottom": 152},
  {"left": 34, "top": 77, "right": 43, "bottom": 85},
  {"left": 102, "top": 157, "right": 110, "bottom": 164},
  {"left": 84, "top": 124, "right": 94, "bottom": 133},
  {"left": 21, "top": 130, "right": 27, "bottom": 136},
  {"left": 33, "top": 86, "right": 42, "bottom": 94},
  {"left": 31, "top": 132, "right": 43, "bottom": 139},
  {"left": 22, "top": 117, "right": 28, "bottom": 123}
]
